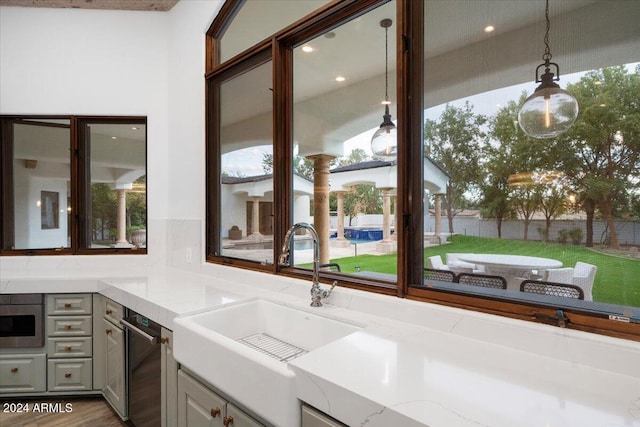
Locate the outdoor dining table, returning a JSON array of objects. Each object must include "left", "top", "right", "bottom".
[{"left": 456, "top": 254, "right": 563, "bottom": 291}]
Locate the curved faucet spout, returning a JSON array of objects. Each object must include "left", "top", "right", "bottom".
[{"left": 280, "top": 222, "right": 335, "bottom": 307}]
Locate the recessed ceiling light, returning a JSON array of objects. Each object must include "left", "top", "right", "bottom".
[
  {"left": 335, "top": 76, "right": 346, "bottom": 82},
  {"left": 484, "top": 25, "right": 495, "bottom": 33},
  {"left": 301, "top": 45, "right": 314, "bottom": 53},
  {"left": 131, "top": 126, "right": 139, "bottom": 130},
  {"left": 111, "top": 136, "right": 117, "bottom": 140}
]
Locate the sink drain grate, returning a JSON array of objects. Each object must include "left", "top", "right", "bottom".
[{"left": 237, "top": 333, "right": 307, "bottom": 362}]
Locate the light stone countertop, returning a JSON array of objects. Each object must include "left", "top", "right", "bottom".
[{"left": 2, "top": 264, "right": 640, "bottom": 427}]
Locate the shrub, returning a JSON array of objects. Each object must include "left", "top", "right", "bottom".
[
  {"left": 569, "top": 228, "right": 583, "bottom": 245},
  {"left": 537, "top": 227, "right": 549, "bottom": 242},
  {"left": 557, "top": 229, "right": 570, "bottom": 245}
]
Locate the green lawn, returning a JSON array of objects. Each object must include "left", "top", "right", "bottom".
[{"left": 326, "top": 235, "right": 640, "bottom": 307}]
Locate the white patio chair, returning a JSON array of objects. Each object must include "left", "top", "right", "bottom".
[
  {"left": 427, "top": 255, "right": 449, "bottom": 270},
  {"left": 446, "top": 253, "right": 484, "bottom": 274},
  {"left": 573, "top": 262, "right": 597, "bottom": 301},
  {"left": 545, "top": 262, "right": 596, "bottom": 301},
  {"left": 544, "top": 267, "right": 574, "bottom": 284}
]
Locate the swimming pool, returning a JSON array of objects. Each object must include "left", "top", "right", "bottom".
[{"left": 331, "top": 227, "right": 393, "bottom": 242}]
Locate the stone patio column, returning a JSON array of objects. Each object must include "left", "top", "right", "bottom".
[
  {"left": 376, "top": 188, "right": 397, "bottom": 254},
  {"left": 332, "top": 191, "right": 350, "bottom": 248},
  {"left": 434, "top": 193, "right": 443, "bottom": 237},
  {"left": 307, "top": 154, "right": 335, "bottom": 265},
  {"left": 381, "top": 188, "right": 393, "bottom": 242},
  {"left": 114, "top": 189, "right": 129, "bottom": 247},
  {"left": 249, "top": 197, "right": 263, "bottom": 240}
]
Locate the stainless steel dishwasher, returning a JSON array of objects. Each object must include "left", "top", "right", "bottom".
[{"left": 121, "top": 311, "right": 161, "bottom": 427}]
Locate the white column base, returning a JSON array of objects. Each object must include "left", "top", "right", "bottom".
[
  {"left": 376, "top": 241, "right": 397, "bottom": 254},
  {"left": 330, "top": 238, "right": 351, "bottom": 248}
]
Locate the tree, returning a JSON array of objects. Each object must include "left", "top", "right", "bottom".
[
  {"left": 91, "top": 183, "right": 116, "bottom": 241},
  {"left": 329, "top": 149, "right": 380, "bottom": 225},
  {"left": 480, "top": 144, "right": 514, "bottom": 238},
  {"left": 560, "top": 65, "right": 640, "bottom": 249},
  {"left": 262, "top": 152, "right": 315, "bottom": 180},
  {"left": 536, "top": 173, "right": 569, "bottom": 241},
  {"left": 424, "top": 102, "right": 486, "bottom": 233},
  {"left": 509, "top": 183, "right": 540, "bottom": 241}
]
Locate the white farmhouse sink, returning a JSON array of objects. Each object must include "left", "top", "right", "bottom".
[{"left": 172, "top": 298, "right": 362, "bottom": 427}]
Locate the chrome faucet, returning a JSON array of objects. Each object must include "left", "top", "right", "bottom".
[{"left": 279, "top": 222, "right": 337, "bottom": 307}]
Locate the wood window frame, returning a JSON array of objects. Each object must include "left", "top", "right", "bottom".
[
  {"left": 0, "top": 115, "right": 147, "bottom": 256},
  {"left": 204, "top": 0, "right": 640, "bottom": 341}
]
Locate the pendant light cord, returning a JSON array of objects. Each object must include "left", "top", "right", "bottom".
[
  {"left": 384, "top": 23, "right": 389, "bottom": 103},
  {"left": 543, "top": 0, "right": 552, "bottom": 63}
]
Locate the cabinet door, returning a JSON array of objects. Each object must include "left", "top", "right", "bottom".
[
  {"left": 47, "top": 294, "right": 92, "bottom": 315},
  {"left": 177, "top": 370, "right": 225, "bottom": 427},
  {"left": 103, "top": 318, "right": 127, "bottom": 418},
  {"left": 162, "top": 328, "right": 178, "bottom": 427},
  {"left": 93, "top": 294, "right": 105, "bottom": 390},
  {"left": 47, "top": 358, "right": 92, "bottom": 391},
  {"left": 301, "top": 404, "right": 347, "bottom": 427},
  {"left": 0, "top": 354, "right": 47, "bottom": 393},
  {"left": 225, "top": 403, "right": 264, "bottom": 427}
]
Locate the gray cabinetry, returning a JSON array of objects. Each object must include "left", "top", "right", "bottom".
[
  {"left": 46, "top": 293, "right": 93, "bottom": 392},
  {"left": 301, "top": 404, "right": 347, "bottom": 427},
  {"left": 96, "top": 295, "right": 127, "bottom": 419},
  {"left": 162, "top": 328, "right": 178, "bottom": 427},
  {"left": 0, "top": 354, "right": 47, "bottom": 393},
  {"left": 177, "top": 369, "right": 264, "bottom": 427}
]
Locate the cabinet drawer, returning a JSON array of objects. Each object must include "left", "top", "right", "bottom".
[
  {"left": 47, "top": 294, "right": 92, "bottom": 315},
  {"left": 47, "top": 316, "right": 92, "bottom": 336},
  {"left": 0, "top": 354, "right": 47, "bottom": 393},
  {"left": 47, "top": 358, "right": 92, "bottom": 391},
  {"left": 102, "top": 297, "right": 124, "bottom": 326},
  {"left": 47, "top": 337, "right": 93, "bottom": 358}
]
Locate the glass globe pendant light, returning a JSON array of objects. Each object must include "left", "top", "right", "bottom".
[
  {"left": 371, "top": 18, "right": 397, "bottom": 159},
  {"left": 518, "top": 0, "right": 578, "bottom": 139}
]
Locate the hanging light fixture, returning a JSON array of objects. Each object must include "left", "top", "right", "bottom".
[
  {"left": 371, "top": 18, "right": 397, "bottom": 159},
  {"left": 518, "top": 0, "right": 578, "bottom": 139}
]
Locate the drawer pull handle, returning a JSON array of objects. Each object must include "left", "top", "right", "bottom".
[
  {"left": 11, "top": 367, "right": 18, "bottom": 373},
  {"left": 106, "top": 309, "right": 113, "bottom": 315},
  {"left": 64, "top": 324, "right": 72, "bottom": 330},
  {"left": 223, "top": 416, "right": 234, "bottom": 426},
  {"left": 160, "top": 337, "right": 169, "bottom": 345},
  {"left": 65, "top": 373, "right": 72, "bottom": 378},
  {"left": 64, "top": 346, "right": 72, "bottom": 352},
  {"left": 64, "top": 303, "right": 72, "bottom": 308},
  {"left": 210, "top": 407, "right": 221, "bottom": 418},
  {"left": 106, "top": 329, "right": 112, "bottom": 335}
]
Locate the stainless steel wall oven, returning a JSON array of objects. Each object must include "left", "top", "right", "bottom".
[{"left": 0, "top": 294, "right": 44, "bottom": 348}]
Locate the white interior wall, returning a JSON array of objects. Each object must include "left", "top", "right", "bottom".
[
  {"left": 13, "top": 162, "right": 68, "bottom": 249},
  {"left": 0, "top": 2, "right": 224, "bottom": 261}
]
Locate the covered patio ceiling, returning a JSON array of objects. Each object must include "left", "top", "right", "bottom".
[{"left": 220, "top": 0, "right": 639, "bottom": 157}]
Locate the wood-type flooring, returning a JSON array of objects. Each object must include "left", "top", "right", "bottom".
[{"left": 0, "top": 397, "right": 129, "bottom": 427}]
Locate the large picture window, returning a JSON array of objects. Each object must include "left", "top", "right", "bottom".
[
  {"left": 206, "top": 0, "right": 640, "bottom": 340},
  {"left": 1, "top": 116, "right": 147, "bottom": 255}
]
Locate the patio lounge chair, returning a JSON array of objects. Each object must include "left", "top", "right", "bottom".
[
  {"left": 545, "top": 262, "right": 597, "bottom": 301},
  {"left": 445, "top": 253, "right": 485, "bottom": 274},
  {"left": 456, "top": 272, "right": 507, "bottom": 289},
  {"left": 427, "top": 255, "right": 449, "bottom": 270},
  {"left": 424, "top": 268, "right": 456, "bottom": 282},
  {"left": 520, "top": 279, "right": 584, "bottom": 299}
]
